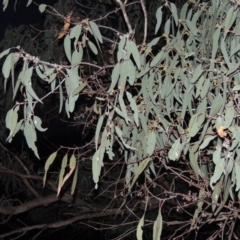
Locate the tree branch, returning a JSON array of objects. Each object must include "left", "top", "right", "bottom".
[
  {"left": 0, "top": 165, "right": 87, "bottom": 213},
  {"left": 115, "top": 0, "right": 133, "bottom": 34},
  {"left": 140, "top": 0, "right": 148, "bottom": 46},
  {"left": 0, "top": 194, "right": 61, "bottom": 215},
  {"left": 0, "top": 208, "right": 127, "bottom": 238}
]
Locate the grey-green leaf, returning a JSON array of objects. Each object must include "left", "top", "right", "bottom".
[
  {"left": 129, "top": 157, "right": 151, "bottom": 191},
  {"left": 39, "top": 4, "right": 47, "bottom": 13},
  {"left": 191, "top": 65, "right": 203, "bottom": 83},
  {"left": 153, "top": 208, "right": 163, "bottom": 240},
  {"left": 33, "top": 116, "right": 47, "bottom": 132},
  {"left": 146, "top": 131, "right": 156, "bottom": 156},
  {"left": 155, "top": 7, "right": 163, "bottom": 34},
  {"left": 95, "top": 114, "right": 105, "bottom": 150},
  {"left": 43, "top": 151, "right": 58, "bottom": 186},
  {"left": 128, "top": 40, "right": 141, "bottom": 70},
  {"left": 170, "top": 3, "right": 178, "bottom": 26},
  {"left": 0, "top": 48, "right": 10, "bottom": 60},
  {"left": 64, "top": 34, "right": 72, "bottom": 63},
  {"left": 136, "top": 214, "right": 144, "bottom": 240},
  {"left": 150, "top": 51, "right": 164, "bottom": 67},
  {"left": 88, "top": 40, "right": 98, "bottom": 55},
  {"left": 72, "top": 82, "right": 87, "bottom": 96},
  {"left": 89, "top": 21, "right": 103, "bottom": 43}
]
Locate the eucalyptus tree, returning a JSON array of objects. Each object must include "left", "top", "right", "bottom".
[{"left": 1, "top": 0, "right": 240, "bottom": 239}]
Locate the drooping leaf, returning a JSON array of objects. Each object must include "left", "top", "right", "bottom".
[
  {"left": 71, "top": 46, "right": 83, "bottom": 65},
  {"left": 5, "top": 105, "right": 19, "bottom": 141},
  {"left": 186, "top": 20, "right": 197, "bottom": 35},
  {"left": 210, "top": 146, "right": 224, "bottom": 188},
  {"left": 224, "top": 101, "right": 234, "bottom": 128},
  {"left": 95, "top": 114, "right": 105, "bottom": 150},
  {"left": 170, "top": 3, "right": 178, "bottom": 26},
  {"left": 211, "top": 177, "right": 223, "bottom": 212},
  {"left": 2, "top": 52, "right": 13, "bottom": 80},
  {"left": 25, "top": 84, "right": 43, "bottom": 103},
  {"left": 128, "top": 40, "right": 141, "bottom": 70},
  {"left": 39, "top": 4, "right": 47, "bottom": 13},
  {"left": 89, "top": 21, "right": 103, "bottom": 43},
  {"left": 43, "top": 151, "right": 58, "bottom": 187},
  {"left": 136, "top": 214, "right": 144, "bottom": 240},
  {"left": 126, "top": 91, "right": 138, "bottom": 126},
  {"left": 33, "top": 116, "right": 47, "bottom": 132},
  {"left": 153, "top": 207, "right": 163, "bottom": 240},
  {"left": 126, "top": 59, "right": 136, "bottom": 85},
  {"left": 129, "top": 157, "right": 151, "bottom": 192},
  {"left": 150, "top": 51, "right": 164, "bottom": 67},
  {"left": 23, "top": 121, "right": 39, "bottom": 158},
  {"left": 0, "top": 48, "right": 10, "bottom": 60},
  {"left": 2, "top": 0, "right": 9, "bottom": 11},
  {"left": 71, "top": 160, "right": 79, "bottom": 195},
  {"left": 119, "top": 94, "right": 131, "bottom": 124},
  {"left": 189, "top": 144, "right": 200, "bottom": 181},
  {"left": 180, "top": 2, "right": 188, "bottom": 20},
  {"left": 70, "top": 24, "right": 82, "bottom": 49},
  {"left": 164, "top": 19, "right": 170, "bottom": 36},
  {"left": 146, "top": 131, "right": 156, "bottom": 156},
  {"left": 235, "top": 162, "right": 240, "bottom": 191},
  {"left": 59, "top": 80, "right": 63, "bottom": 113},
  {"left": 192, "top": 189, "right": 204, "bottom": 225},
  {"left": 191, "top": 65, "right": 203, "bottom": 83},
  {"left": 72, "top": 82, "right": 87, "bottom": 95},
  {"left": 224, "top": 7, "right": 234, "bottom": 30},
  {"left": 210, "top": 158, "right": 225, "bottom": 189},
  {"left": 88, "top": 40, "right": 98, "bottom": 55},
  {"left": 200, "top": 135, "right": 216, "bottom": 149},
  {"left": 155, "top": 7, "right": 163, "bottom": 34},
  {"left": 115, "top": 126, "right": 136, "bottom": 150},
  {"left": 26, "top": 0, "right": 32, "bottom": 7},
  {"left": 212, "top": 28, "right": 221, "bottom": 59},
  {"left": 57, "top": 153, "right": 76, "bottom": 196},
  {"left": 168, "top": 138, "right": 183, "bottom": 161},
  {"left": 108, "top": 62, "right": 120, "bottom": 93},
  {"left": 92, "top": 148, "right": 105, "bottom": 189},
  {"left": 64, "top": 34, "right": 72, "bottom": 63},
  {"left": 214, "top": 176, "right": 231, "bottom": 216},
  {"left": 58, "top": 153, "right": 68, "bottom": 196}
]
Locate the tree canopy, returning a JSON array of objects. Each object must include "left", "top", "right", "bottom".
[{"left": 1, "top": 0, "right": 240, "bottom": 239}]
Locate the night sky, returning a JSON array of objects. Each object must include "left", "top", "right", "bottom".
[{"left": 0, "top": 0, "right": 57, "bottom": 40}]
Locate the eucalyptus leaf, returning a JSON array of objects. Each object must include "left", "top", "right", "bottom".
[
  {"left": 155, "top": 7, "right": 163, "bottom": 34},
  {"left": 89, "top": 21, "right": 103, "bottom": 43},
  {"left": 153, "top": 208, "right": 163, "bottom": 240},
  {"left": 43, "top": 151, "right": 58, "bottom": 187},
  {"left": 39, "top": 4, "right": 47, "bottom": 13},
  {"left": 129, "top": 157, "right": 151, "bottom": 191},
  {"left": 0, "top": 48, "right": 10, "bottom": 60},
  {"left": 64, "top": 34, "right": 72, "bottom": 63},
  {"left": 88, "top": 40, "right": 98, "bottom": 55},
  {"left": 136, "top": 214, "right": 144, "bottom": 240}
]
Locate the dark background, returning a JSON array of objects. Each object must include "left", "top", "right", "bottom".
[{"left": 0, "top": 0, "right": 57, "bottom": 40}]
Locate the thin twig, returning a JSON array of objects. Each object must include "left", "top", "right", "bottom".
[
  {"left": 140, "top": 0, "right": 148, "bottom": 46},
  {"left": 115, "top": 0, "right": 133, "bottom": 34}
]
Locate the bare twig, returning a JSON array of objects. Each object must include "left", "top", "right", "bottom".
[
  {"left": 140, "top": 0, "right": 148, "bottom": 46},
  {"left": 115, "top": 0, "right": 133, "bottom": 34}
]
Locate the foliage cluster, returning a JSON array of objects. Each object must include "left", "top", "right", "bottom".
[{"left": 1, "top": 0, "right": 240, "bottom": 239}]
